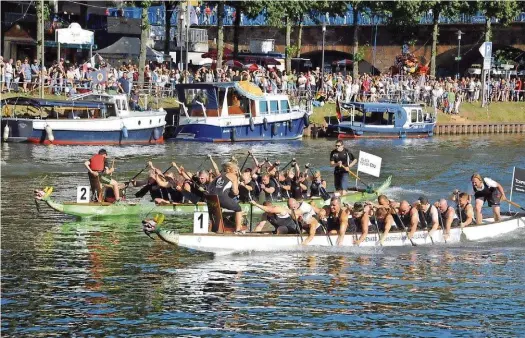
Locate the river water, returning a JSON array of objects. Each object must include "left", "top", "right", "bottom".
[{"left": 1, "top": 135, "right": 524, "bottom": 337}]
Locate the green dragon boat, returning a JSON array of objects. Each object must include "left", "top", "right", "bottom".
[{"left": 36, "top": 176, "right": 392, "bottom": 219}]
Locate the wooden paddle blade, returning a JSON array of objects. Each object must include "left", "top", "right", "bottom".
[
  {"left": 135, "top": 184, "right": 151, "bottom": 198},
  {"left": 34, "top": 199, "right": 41, "bottom": 213}
]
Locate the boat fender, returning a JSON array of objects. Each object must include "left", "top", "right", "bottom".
[
  {"left": 153, "top": 127, "right": 161, "bottom": 140},
  {"left": 249, "top": 117, "right": 255, "bottom": 131},
  {"left": 3, "top": 124, "right": 9, "bottom": 142},
  {"left": 231, "top": 128, "right": 237, "bottom": 142},
  {"left": 263, "top": 118, "right": 268, "bottom": 131},
  {"left": 271, "top": 123, "right": 277, "bottom": 136},
  {"left": 288, "top": 119, "right": 293, "bottom": 131},
  {"left": 45, "top": 125, "right": 54, "bottom": 143},
  {"left": 121, "top": 126, "right": 129, "bottom": 139},
  {"left": 303, "top": 113, "right": 310, "bottom": 127}
]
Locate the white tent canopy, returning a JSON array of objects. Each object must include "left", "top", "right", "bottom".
[
  {"left": 95, "top": 37, "right": 168, "bottom": 65},
  {"left": 54, "top": 22, "right": 95, "bottom": 62}
]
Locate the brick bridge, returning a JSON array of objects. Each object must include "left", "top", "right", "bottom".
[{"left": 208, "top": 23, "right": 525, "bottom": 75}]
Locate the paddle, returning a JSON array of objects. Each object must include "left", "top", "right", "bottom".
[
  {"left": 418, "top": 206, "right": 434, "bottom": 245},
  {"left": 123, "top": 164, "right": 149, "bottom": 191},
  {"left": 394, "top": 213, "right": 417, "bottom": 247},
  {"left": 290, "top": 209, "right": 304, "bottom": 243},
  {"left": 135, "top": 164, "right": 173, "bottom": 198},
  {"left": 436, "top": 209, "right": 447, "bottom": 244},
  {"left": 239, "top": 151, "right": 252, "bottom": 172},
  {"left": 455, "top": 191, "right": 468, "bottom": 242},
  {"left": 370, "top": 210, "right": 383, "bottom": 247},
  {"left": 281, "top": 158, "right": 296, "bottom": 171},
  {"left": 502, "top": 198, "right": 525, "bottom": 212},
  {"left": 348, "top": 170, "right": 374, "bottom": 193},
  {"left": 320, "top": 221, "right": 333, "bottom": 246}
]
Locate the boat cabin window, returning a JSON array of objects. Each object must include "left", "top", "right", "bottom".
[
  {"left": 364, "top": 111, "right": 390, "bottom": 125},
  {"left": 269, "top": 101, "right": 279, "bottom": 114},
  {"left": 259, "top": 101, "right": 268, "bottom": 114},
  {"left": 280, "top": 100, "right": 289, "bottom": 114},
  {"left": 105, "top": 104, "right": 116, "bottom": 117},
  {"left": 353, "top": 108, "right": 364, "bottom": 123},
  {"left": 411, "top": 109, "right": 418, "bottom": 123},
  {"left": 183, "top": 88, "right": 211, "bottom": 117}
]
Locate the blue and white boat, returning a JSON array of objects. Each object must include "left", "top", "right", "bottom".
[
  {"left": 1, "top": 93, "right": 166, "bottom": 145},
  {"left": 171, "top": 81, "right": 312, "bottom": 142},
  {"left": 327, "top": 102, "right": 436, "bottom": 139}
]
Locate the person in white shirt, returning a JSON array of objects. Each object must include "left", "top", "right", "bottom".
[
  {"left": 470, "top": 173, "right": 507, "bottom": 223},
  {"left": 288, "top": 198, "right": 321, "bottom": 245},
  {"left": 4, "top": 59, "right": 13, "bottom": 92}
]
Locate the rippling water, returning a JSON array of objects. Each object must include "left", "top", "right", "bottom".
[{"left": 2, "top": 135, "right": 525, "bottom": 336}]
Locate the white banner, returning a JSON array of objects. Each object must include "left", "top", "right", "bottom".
[{"left": 357, "top": 151, "right": 382, "bottom": 177}]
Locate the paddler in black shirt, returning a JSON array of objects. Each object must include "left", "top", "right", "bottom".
[{"left": 329, "top": 141, "right": 357, "bottom": 195}]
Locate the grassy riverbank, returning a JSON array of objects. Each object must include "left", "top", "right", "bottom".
[
  {"left": 310, "top": 101, "right": 525, "bottom": 125},
  {"left": 2, "top": 91, "right": 523, "bottom": 124}
]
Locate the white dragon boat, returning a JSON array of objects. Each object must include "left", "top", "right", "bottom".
[{"left": 143, "top": 204, "right": 524, "bottom": 254}]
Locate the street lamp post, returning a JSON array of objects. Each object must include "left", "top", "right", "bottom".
[
  {"left": 321, "top": 22, "right": 326, "bottom": 89},
  {"left": 456, "top": 30, "right": 464, "bottom": 80}
]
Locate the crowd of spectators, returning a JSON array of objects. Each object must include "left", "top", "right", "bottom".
[{"left": 1, "top": 55, "right": 523, "bottom": 115}]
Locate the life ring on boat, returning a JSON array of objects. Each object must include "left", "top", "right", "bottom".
[
  {"left": 249, "top": 117, "right": 255, "bottom": 131},
  {"left": 271, "top": 123, "right": 277, "bottom": 136},
  {"left": 303, "top": 113, "right": 310, "bottom": 127},
  {"left": 45, "top": 125, "right": 54, "bottom": 143},
  {"left": 263, "top": 118, "right": 268, "bottom": 131},
  {"left": 288, "top": 119, "right": 293, "bottom": 131}
]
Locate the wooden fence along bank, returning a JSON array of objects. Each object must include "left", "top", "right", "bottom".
[{"left": 305, "top": 123, "right": 525, "bottom": 138}]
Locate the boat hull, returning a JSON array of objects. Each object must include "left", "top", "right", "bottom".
[
  {"left": 152, "top": 214, "right": 524, "bottom": 253},
  {"left": 1, "top": 117, "right": 165, "bottom": 145},
  {"left": 327, "top": 124, "right": 434, "bottom": 139},
  {"left": 173, "top": 118, "right": 306, "bottom": 142},
  {"left": 41, "top": 176, "right": 392, "bottom": 218}
]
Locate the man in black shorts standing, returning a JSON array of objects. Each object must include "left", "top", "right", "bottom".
[{"left": 329, "top": 141, "right": 357, "bottom": 195}]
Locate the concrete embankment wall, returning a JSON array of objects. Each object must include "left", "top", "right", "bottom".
[{"left": 303, "top": 123, "right": 525, "bottom": 138}]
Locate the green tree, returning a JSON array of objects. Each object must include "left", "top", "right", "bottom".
[
  {"left": 263, "top": 1, "right": 310, "bottom": 72},
  {"left": 164, "top": 1, "right": 179, "bottom": 55},
  {"left": 423, "top": 1, "right": 470, "bottom": 77},
  {"left": 137, "top": 1, "right": 152, "bottom": 86},
  {"left": 216, "top": 1, "right": 225, "bottom": 69},
  {"left": 476, "top": 1, "right": 518, "bottom": 42},
  {"left": 36, "top": 0, "right": 47, "bottom": 65},
  {"left": 229, "top": 1, "right": 264, "bottom": 59}
]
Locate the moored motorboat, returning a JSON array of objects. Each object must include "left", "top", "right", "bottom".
[
  {"left": 34, "top": 176, "right": 392, "bottom": 219},
  {"left": 1, "top": 93, "right": 166, "bottom": 145},
  {"left": 169, "top": 81, "right": 312, "bottom": 142},
  {"left": 144, "top": 213, "right": 525, "bottom": 254},
  {"left": 326, "top": 102, "right": 436, "bottom": 139}
]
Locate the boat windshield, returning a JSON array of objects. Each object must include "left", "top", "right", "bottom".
[
  {"left": 2, "top": 103, "right": 106, "bottom": 119},
  {"left": 226, "top": 90, "right": 249, "bottom": 116}
]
